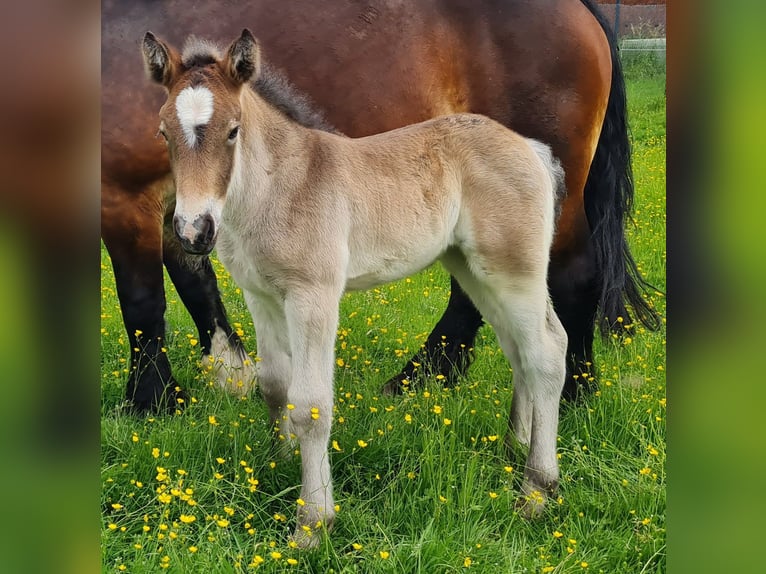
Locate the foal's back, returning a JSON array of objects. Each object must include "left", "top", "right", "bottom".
[{"left": 318, "top": 113, "right": 556, "bottom": 289}]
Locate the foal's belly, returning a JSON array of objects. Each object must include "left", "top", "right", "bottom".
[
  {"left": 344, "top": 241, "right": 447, "bottom": 292},
  {"left": 344, "top": 196, "right": 461, "bottom": 291}
]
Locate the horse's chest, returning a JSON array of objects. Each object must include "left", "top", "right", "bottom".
[{"left": 217, "top": 229, "right": 276, "bottom": 295}]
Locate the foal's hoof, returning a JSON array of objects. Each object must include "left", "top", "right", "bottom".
[
  {"left": 290, "top": 516, "right": 334, "bottom": 549},
  {"left": 514, "top": 487, "right": 548, "bottom": 519},
  {"left": 289, "top": 528, "right": 321, "bottom": 549}
]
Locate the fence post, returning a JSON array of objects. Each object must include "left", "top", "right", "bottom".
[{"left": 615, "top": 0, "right": 621, "bottom": 38}]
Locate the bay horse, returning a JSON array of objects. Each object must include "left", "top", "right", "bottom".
[
  {"left": 102, "top": 0, "right": 659, "bottom": 412},
  {"left": 142, "top": 28, "right": 568, "bottom": 546}
]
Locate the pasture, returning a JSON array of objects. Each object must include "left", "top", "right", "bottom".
[{"left": 100, "top": 62, "right": 666, "bottom": 573}]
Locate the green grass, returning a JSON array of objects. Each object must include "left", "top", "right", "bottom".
[
  {"left": 101, "top": 66, "right": 666, "bottom": 573},
  {"left": 621, "top": 50, "right": 666, "bottom": 82}
]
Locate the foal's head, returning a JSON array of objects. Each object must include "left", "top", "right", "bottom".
[{"left": 142, "top": 29, "right": 260, "bottom": 255}]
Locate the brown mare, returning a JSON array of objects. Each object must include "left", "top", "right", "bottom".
[{"left": 102, "top": 0, "right": 659, "bottom": 412}]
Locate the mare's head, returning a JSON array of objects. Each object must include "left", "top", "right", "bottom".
[{"left": 142, "top": 29, "right": 260, "bottom": 255}]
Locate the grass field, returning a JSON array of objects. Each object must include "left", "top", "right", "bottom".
[{"left": 100, "top": 62, "right": 666, "bottom": 573}]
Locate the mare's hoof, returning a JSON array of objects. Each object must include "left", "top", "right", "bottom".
[
  {"left": 380, "top": 375, "right": 406, "bottom": 396},
  {"left": 128, "top": 384, "right": 187, "bottom": 415},
  {"left": 560, "top": 377, "right": 597, "bottom": 403}
]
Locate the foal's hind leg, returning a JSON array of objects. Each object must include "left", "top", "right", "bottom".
[
  {"left": 511, "top": 301, "right": 567, "bottom": 516},
  {"left": 441, "top": 252, "right": 566, "bottom": 515},
  {"left": 503, "top": 340, "right": 532, "bottom": 449},
  {"left": 163, "top": 227, "right": 256, "bottom": 396},
  {"left": 492, "top": 295, "right": 566, "bottom": 514}
]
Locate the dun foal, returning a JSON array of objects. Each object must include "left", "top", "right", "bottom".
[{"left": 143, "top": 29, "right": 568, "bottom": 547}]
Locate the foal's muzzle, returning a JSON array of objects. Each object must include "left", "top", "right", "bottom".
[{"left": 174, "top": 213, "right": 216, "bottom": 255}]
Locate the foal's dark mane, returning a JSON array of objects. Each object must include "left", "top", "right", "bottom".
[
  {"left": 254, "top": 63, "right": 338, "bottom": 134},
  {"left": 181, "top": 37, "right": 338, "bottom": 134}
]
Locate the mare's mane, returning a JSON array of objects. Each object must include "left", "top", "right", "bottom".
[{"left": 181, "top": 36, "right": 338, "bottom": 134}]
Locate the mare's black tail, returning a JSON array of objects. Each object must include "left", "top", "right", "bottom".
[{"left": 579, "top": 0, "right": 661, "bottom": 333}]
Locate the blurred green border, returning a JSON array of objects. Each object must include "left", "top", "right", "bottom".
[{"left": 671, "top": 1, "right": 766, "bottom": 573}]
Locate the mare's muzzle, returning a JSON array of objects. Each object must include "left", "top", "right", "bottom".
[{"left": 174, "top": 213, "right": 216, "bottom": 255}]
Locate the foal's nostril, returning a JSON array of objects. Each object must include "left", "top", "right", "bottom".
[
  {"left": 196, "top": 213, "right": 215, "bottom": 244},
  {"left": 173, "top": 212, "right": 216, "bottom": 254}
]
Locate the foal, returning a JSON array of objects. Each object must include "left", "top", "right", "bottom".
[{"left": 143, "top": 29, "right": 568, "bottom": 547}]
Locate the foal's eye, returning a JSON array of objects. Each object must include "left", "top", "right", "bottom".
[{"left": 228, "top": 126, "right": 240, "bottom": 141}]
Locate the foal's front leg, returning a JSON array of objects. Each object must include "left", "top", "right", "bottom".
[
  {"left": 283, "top": 286, "right": 341, "bottom": 548},
  {"left": 243, "top": 291, "right": 292, "bottom": 445}
]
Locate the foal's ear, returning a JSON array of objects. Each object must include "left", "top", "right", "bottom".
[
  {"left": 142, "top": 32, "right": 179, "bottom": 88},
  {"left": 224, "top": 29, "right": 261, "bottom": 85}
]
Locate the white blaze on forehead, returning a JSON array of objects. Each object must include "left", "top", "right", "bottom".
[{"left": 175, "top": 85, "right": 214, "bottom": 147}]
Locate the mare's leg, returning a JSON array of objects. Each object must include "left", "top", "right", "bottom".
[
  {"left": 548, "top": 248, "right": 599, "bottom": 402},
  {"left": 283, "top": 286, "right": 340, "bottom": 548},
  {"left": 162, "top": 227, "right": 256, "bottom": 396},
  {"left": 101, "top": 183, "right": 181, "bottom": 413},
  {"left": 384, "top": 254, "right": 596, "bottom": 402},
  {"left": 382, "top": 276, "right": 483, "bottom": 394},
  {"left": 441, "top": 252, "right": 566, "bottom": 516}
]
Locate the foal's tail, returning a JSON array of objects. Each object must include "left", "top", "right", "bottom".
[
  {"left": 527, "top": 138, "right": 566, "bottom": 234},
  {"left": 579, "top": 0, "right": 661, "bottom": 333}
]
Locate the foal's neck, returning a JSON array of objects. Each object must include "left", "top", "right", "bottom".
[
  {"left": 225, "top": 88, "right": 320, "bottom": 220},
  {"left": 240, "top": 87, "right": 313, "bottom": 175}
]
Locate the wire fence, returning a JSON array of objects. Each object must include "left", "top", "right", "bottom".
[
  {"left": 596, "top": 2, "right": 666, "bottom": 71},
  {"left": 620, "top": 37, "right": 665, "bottom": 70}
]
